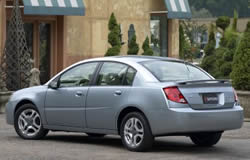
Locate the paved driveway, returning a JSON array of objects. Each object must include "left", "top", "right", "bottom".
[{"left": 0, "top": 114, "right": 250, "bottom": 160}]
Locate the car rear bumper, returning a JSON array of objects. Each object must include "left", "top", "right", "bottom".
[{"left": 149, "top": 105, "right": 244, "bottom": 136}]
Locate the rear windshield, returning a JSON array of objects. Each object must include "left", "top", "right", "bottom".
[{"left": 140, "top": 60, "right": 212, "bottom": 82}]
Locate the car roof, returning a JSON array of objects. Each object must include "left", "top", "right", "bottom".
[
  {"left": 46, "top": 56, "right": 190, "bottom": 85},
  {"left": 84, "top": 55, "right": 184, "bottom": 63}
]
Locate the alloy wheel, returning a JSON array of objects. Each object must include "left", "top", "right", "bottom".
[
  {"left": 123, "top": 117, "right": 144, "bottom": 148},
  {"left": 18, "top": 109, "right": 41, "bottom": 137}
]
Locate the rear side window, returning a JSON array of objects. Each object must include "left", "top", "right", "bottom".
[
  {"left": 141, "top": 60, "right": 211, "bottom": 81},
  {"left": 124, "top": 67, "right": 137, "bottom": 85},
  {"left": 97, "top": 62, "right": 128, "bottom": 86},
  {"left": 96, "top": 62, "right": 137, "bottom": 86}
]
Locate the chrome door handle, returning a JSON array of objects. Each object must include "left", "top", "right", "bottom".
[
  {"left": 75, "top": 91, "right": 84, "bottom": 97},
  {"left": 114, "top": 90, "right": 122, "bottom": 96}
]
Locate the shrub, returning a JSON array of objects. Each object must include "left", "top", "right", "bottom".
[
  {"left": 216, "top": 16, "right": 230, "bottom": 31},
  {"left": 105, "top": 46, "right": 121, "bottom": 57},
  {"left": 214, "top": 47, "right": 228, "bottom": 78},
  {"left": 204, "top": 25, "right": 216, "bottom": 55},
  {"left": 127, "top": 34, "right": 139, "bottom": 55},
  {"left": 214, "top": 12, "right": 240, "bottom": 79},
  {"left": 105, "top": 13, "right": 121, "bottom": 56},
  {"left": 204, "top": 39, "right": 216, "bottom": 56},
  {"left": 220, "top": 62, "right": 232, "bottom": 77},
  {"left": 179, "top": 23, "right": 193, "bottom": 60},
  {"left": 231, "top": 22, "right": 250, "bottom": 90},
  {"left": 232, "top": 10, "right": 238, "bottom": 32},
  {"left": 108, "top": 25, "right": 120, "bottom": 47},
  {"left": 142, "top": 36, "right": 153, "bottom": 56},
  {"left": 179, "top": 24, "right": 185, "bottom": 59},
  {"left": 214, "top": 44, "right": 235, "bottom": 79},
  {"left": 201, "top": 24, "right": 216, "bottom": 75},
  {"left": 201, "top": 55, "right": 216, "bottom": 76},
  {"left": 108, "top": 13, "right": 118, "bottom": 31}
]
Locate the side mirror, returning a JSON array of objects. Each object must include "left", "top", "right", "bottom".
[{"left": 48, "top": 77, "right": 60, "bottom": 89}]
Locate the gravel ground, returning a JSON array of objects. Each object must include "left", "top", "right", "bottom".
[{"left": 0, "top": 114, "right": 250, "bottom": 160}]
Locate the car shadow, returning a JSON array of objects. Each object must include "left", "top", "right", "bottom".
[
  {"left": 44, "top": 134, "right": 124, "bottom": 149},
  {"left": 152, "top": 138, "right": 222, "bottom": 153},
  {"left": 40, "top": 134, "right": 228, "bottom": 154}
]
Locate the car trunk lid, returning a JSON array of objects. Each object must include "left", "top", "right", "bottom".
[{"left": 176, "top": 80, "right": 235, "bottom": 110}]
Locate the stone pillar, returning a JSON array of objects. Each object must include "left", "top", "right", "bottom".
[{"left": 168, "top": 19, "right": 179, "bottom": 58}]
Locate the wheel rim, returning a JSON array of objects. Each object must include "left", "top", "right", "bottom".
[
  {"left": 18, "top": 109, "right": 41, "bottom": 137},
  {"left": 123, "top": 117, "right": 144, "bottom": 148}
]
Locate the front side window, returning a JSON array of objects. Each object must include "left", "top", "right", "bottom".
[
  {"left": 141, "top": 60, "right": 211, "bottom": 82},
  {"left": 97, "top": 62, "right": 128, "bottom": 86},
  {"left": 59, "top": 62, "right": 98, "bottom": 87}
]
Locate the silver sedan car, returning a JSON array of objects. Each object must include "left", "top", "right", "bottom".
[{"left": 6, "top": 56, "right": 244, "bottom": 152}]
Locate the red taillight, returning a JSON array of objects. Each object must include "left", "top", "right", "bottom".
[
  {"left": 233, "top": 88, "right": 238, "bottom": 102},
  {"left": 163, "top": 86, "right": 187, "bottom": 104}
]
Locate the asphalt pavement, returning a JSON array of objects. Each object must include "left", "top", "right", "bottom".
[{"left": 0, "top": 114, "right": 250, "bottom": 160}]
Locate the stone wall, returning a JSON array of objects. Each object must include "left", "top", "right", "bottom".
[
  {"left": 0, "top": 92, "right": 12, "bottom": 114},
  {"left": 237, "top": 91, "right": 250, "bottom": 119},
  {"left": 63, "top": 0, "right": 179, "bottom": 68},
  {"left": 0, "top": 0, "right": 180, "bottom": 72}
]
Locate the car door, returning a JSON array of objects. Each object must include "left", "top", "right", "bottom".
[
  {"left": 86, "top": 62, "right": 137, "bottom": 130},
  {"left": 45, "top": 62, "right": 99, "bottom": 128}
]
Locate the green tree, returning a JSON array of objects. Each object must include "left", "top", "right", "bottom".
[
  {"left": 216, "top": 16, "right": 230, "bottom": 32},
  {"left": 231, "top": 22, "right": 250, "bottom": 91},
  {"left": 105, "top": 13, "right": 121, "bottom": 56},
  {"left": 142, "top": 36, "right": 153, "bottom": 56},
  {"left": 127, "top": 34, "right": 139, "bottom": 55}
]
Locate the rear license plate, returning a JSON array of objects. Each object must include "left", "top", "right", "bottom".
[{"left": 202, "top": 93, "right": 218, "bottom": 104}]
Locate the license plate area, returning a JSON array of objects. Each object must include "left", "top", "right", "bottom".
[{"left": 202, "top": 93, "right": 219, "bottom": 104}]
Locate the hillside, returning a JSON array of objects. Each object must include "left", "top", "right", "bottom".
[{"left": 189, "top": 0, "right": 250, "bottom": 18}]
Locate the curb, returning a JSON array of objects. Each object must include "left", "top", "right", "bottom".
[{"left": 245, "top": 119, "right": 250, "bottom": 122}]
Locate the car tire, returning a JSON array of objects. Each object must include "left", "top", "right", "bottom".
[
  {"left": 86, "top": 133, "right": 106, "bottom": 137},
  {"left": 190, "top": 132, "right": 222, "bottom": 147},
  {"left": 120, "top": 112, "right": 154, "bottom": 152},
  {"left": 14, "top": 104, "right": 49, "bottom": 140}
]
